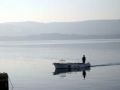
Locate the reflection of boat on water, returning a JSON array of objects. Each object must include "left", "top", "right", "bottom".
[
  {"left": 53, "top": 62, "right": 91, "bottom": 69},
  {"left": 53, "top": 66, "right": 91, "bottom": 79},
  {"left": 53, "top": 66, "right": 90, "bottom": 75},
  {"left": 0, "top": 73, "right": 9, "bottom": 90}
]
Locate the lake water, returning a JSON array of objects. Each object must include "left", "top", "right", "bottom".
[{"left": 0, "top": 39, "right": 120, "bottom": 90}]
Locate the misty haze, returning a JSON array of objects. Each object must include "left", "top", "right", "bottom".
[
  {"left": 0, "top": 20, "right": 120, "bottom": 41},
  {"left": 0, "top": 0, "right": 120, "bottom": 90}
]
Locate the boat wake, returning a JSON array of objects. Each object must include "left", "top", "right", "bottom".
[{"left": 91, "top": 62, "right": 120, "bottom": 67}]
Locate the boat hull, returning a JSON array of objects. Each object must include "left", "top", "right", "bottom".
[{"left": 53, "top": 63, "right": 90, "bottom": 69}]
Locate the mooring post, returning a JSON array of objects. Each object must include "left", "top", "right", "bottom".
[{"left": 0, "top": 73, "right": 9, "bottom": 90}]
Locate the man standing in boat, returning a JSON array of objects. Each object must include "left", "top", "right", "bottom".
[{"left": 82, "top": 55, "right": 86, "bottom": 64}]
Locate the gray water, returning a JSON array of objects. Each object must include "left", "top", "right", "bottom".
[{"left": 0, "top": 39, "right": 120, "bottom": 90}]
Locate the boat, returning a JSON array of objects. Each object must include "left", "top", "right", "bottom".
[{"left": 53, "top": 62, "right": 91, "bottom": 69}]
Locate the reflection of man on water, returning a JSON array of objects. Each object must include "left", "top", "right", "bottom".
[
  {"left": 82, "top": 70, "right": 86, "bottom": 79},
  {"left": 82, "top": 55, "right": 86, "bottom": 64}
]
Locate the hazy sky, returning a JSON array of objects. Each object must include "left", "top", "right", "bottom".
[{"left": 0, "top": 0, "right": 120, "bottom": 22}]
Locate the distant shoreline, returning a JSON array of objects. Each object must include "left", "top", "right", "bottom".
[{"left": 0, "top": 34, "right": 120, "bottom": 41}]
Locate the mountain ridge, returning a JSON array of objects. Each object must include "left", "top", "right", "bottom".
[{"left": 0, "top": 19, "right": 120, "bottom": 40}]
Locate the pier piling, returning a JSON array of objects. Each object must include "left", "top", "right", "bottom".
[{"left": 0, "top": 73, "right": 9, "bottom": 90}]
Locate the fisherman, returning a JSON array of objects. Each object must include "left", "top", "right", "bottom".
[{"left": 82, "top": 55, "right": 86, "bottom": 64}]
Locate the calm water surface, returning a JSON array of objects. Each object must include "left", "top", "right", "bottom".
[{"left": 0, "top": 39, "right": 120, "bottom": 90}]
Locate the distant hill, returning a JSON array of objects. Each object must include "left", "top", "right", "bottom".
[{"left": 0, "top": 20, "right": 120, "bottom": 40}]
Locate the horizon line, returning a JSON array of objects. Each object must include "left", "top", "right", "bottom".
[{"left": 0, "top": 19, "right": 120, "bottom": 24}]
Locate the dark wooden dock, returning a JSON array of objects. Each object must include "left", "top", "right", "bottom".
[{"left": 0, "top": 73, "right": 8, "bottom": 90}]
